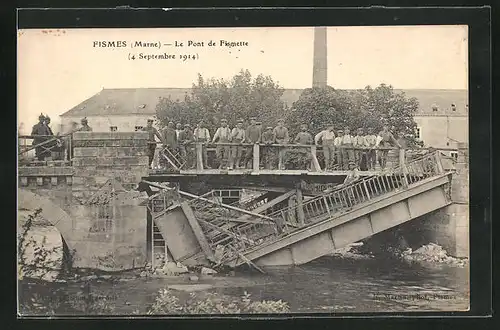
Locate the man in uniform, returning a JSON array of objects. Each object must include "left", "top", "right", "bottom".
[
  {"left": 178, "top": 123, "right": 194, "bottom": 169},
  {"left": 353, "top": 128, "right": 367, "bottom": 170},
  {"left": 244, "top": 117, "right": 261, "bottom": 168},
  {"left": 294, "top": 124, "right": 314, "bottom": 170},
  {"left": 142, "top": 119, "right": 164, "bottom": 168},
  {"left": 212, "top": 118, "right": 232, "bottom": 169},
  {"left": 175, "top": 123, "right": 183, "bottom": 141},
  {"left": 273, "top": 118, "right": 289, "bottom": 170},
  {"left": 31, "top": 114, "right": 49, "bottom": 161},
  {"left": 333, "top": 129, "right": 343, "bottom": 170},
  {"left": 375, "top": 125, "right": 401, "bottom": 169},
  {"left": 230, "top": 119, "right": 246, "bottom": 169},
  {"left": 261, "top": 126, "right": 275, "bottom": 169},
  {"left": 193, "top": 120, "right": 211, "bottom": 169},
  {"left": 341, "top": 127, "right": 354, "bottom": 170},
  {"left": 161, "top": 121, "right": 179, "bottom": 169},
  {"left": 80, "top": 117, "right": 92, "bottom": 131},
  {"left": 315, "top": 124, "right": 336, "bottom": 171},
  {"left": 364, "top": 128, "right": 378, "bottom": 171}
]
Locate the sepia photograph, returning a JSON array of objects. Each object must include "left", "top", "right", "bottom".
[{"left": 17, "top": 24, "right": 470, "bottom": 316}]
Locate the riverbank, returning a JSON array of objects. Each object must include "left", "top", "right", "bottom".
[{"left": 18, "top": 249, "right": 469, "bottom": 315}]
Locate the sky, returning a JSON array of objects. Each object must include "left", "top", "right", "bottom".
[{"left": 17, "top": 25, "right": 468, "bottom": 131}]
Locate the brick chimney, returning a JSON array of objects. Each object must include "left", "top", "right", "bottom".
[{"left": 312, "top": 26, "right": 328, "bottom": 87}]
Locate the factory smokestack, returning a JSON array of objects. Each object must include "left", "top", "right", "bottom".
[{"left": 312, "top": 26, "right": 328, "bottom": 88}]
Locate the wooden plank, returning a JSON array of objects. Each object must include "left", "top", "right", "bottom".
[
  {"left": 236, "top": 190, "right": 296, "bottom": 222},
  {"left": 180, "top": 202, "right": 215, "bottom": 262}
]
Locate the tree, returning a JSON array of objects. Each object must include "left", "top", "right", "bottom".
[
  {"left": 288, "top": 84, "right": 422, "bottom": 146},
  {"left": 156, "top": 70, "right": 286, "bottom": 132}
]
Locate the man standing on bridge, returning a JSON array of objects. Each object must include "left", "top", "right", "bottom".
[
  {"left": 142, "top": 119, "right": 164, "bottom": 168},
  {"left": 212, "top": 118, "right": 232, "bottom": 169},
  {"left": 294, "top": 124, "right": 314, "bottom": 171},
  {"left": 31, "top": 114, "right": 49, "bottom": 161},
  {"left": 193, "top": 120, "right": 211, "bottom": 169},
  {"left": 161, "top": 121, "right": 179, "bottom": 168},
  {"left": 230, "top": 119, "right": 246, "bottom": 170},
  {"left": 333, "top": 129, "right": 343, "bottom": 170},
  {"left": 244, "top": 117, "right": 261, "bottom": 169},
  {"left": 341, "top": 127, "right": 354, "bottom": 170},
  {"left": 315, "top": 124, "right": 336, "bottom": 171},
  {"left": 375, "top": 125, "right": 401, "bottom": 170},
  {"left": 273, "top": 118, "right": 290, "bottom": 170},
  {"left": 261, "top": 126, "right": 275, "bottom": 169},
  {"left": 178, "top": 123, "right": 194, "bottom": 169},
  {"left": 79, "top": 117, "right": 93, "bottom": 132},
  {"left": 364, "top": 128, "right": 378, "bottom": 171}
]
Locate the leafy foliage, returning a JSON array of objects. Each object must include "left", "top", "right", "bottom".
[
  {"left": 156, "top": 69, "right": 286, "bottom": 132},
  {"left": 288, "top": 84, "right": 422, "bottom": 146},
  {"left": 147, "top": 288, "right": 290, "bottom": 314}
]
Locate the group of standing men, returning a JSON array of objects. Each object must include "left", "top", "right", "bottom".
[
  {"left": 29, "top": 115, "right": 93, "bottom": 162},
  {"left": 145, "top": 117, "right": 404, "bottom": 171}
]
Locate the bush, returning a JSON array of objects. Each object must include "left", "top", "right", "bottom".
[{"left": 147, "top": 289, "right": 290, "bottom": 314}]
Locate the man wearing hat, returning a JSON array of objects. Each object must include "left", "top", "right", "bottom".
[
  {"left": 31, "top": 114, "right": 49, "bottom": 161},
  {"left": 212, "top": 119, "right": 232, "bottom": 169},
  {"left": 193, "top": 120, "right": 211, "bottom": 169},
  {"left": 79, "top": 117, "right": 92, "bottom": 131},
  {"left": 353, "top": 128, "right": 367, "bottom": 170},
  {"left": 294, "top": 124, "right": 314, "bottom": 170},
  {"left": 230, "top": 119, "right": 246, "bottom": 169},
  {"left": 244, "top": 117, "right": 261, "bottom": 169},
  {"left": 341, "top": 126, "right": 354, "bottom": 170},
  {"left": 315, "top": 124, "right": 336, "bottom": 171},
  {"left": 142, "top": 119, "right": 164, "bottom": 168},
  {"left": 375, "top": 125, "right": 401, "bottom": 170},
  {"left": 333, "top": 129, "right": 344, "bottom": 170},
  {"left": 261, "top": 126, "right": 275, "bottom": 169},
  {"left": 273, "top": 118, "right": 289, "bottom": 170},
  {"left": 364, "top": 128, "right": 378, "bottom": 170},
  {"left": 178, "top": 123, "right": 194, "bottom": 168}
]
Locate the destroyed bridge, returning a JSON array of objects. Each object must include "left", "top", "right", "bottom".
[{"left": 17, "top": 132, "right": 468, "bottom": 272}]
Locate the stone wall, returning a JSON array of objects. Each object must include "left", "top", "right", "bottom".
[{"left": 18, "top": 132, "right": 150, "bottom": 271}]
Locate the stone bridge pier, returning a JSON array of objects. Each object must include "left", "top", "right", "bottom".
[{"left": 18, "top": 132, "right": 150, "bottom": 271}]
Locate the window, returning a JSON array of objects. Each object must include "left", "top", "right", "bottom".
[
  {"left": 431, "top": 104, "right": 439, "bottom": 112},
  {"left": 135, "top": 126, "right": 144, "bottom": 131},
  {"left": 110, "top": 126, "right": 118, "bottom": 132},
  {"left": 451, "top": 103, "right": 457, "bottom": 111},
  {"left": 450, "top": 151, "right": 458, "bottom": 161},
  {"left": 415, "top": 127, "right": 422, "bottom": 140}
]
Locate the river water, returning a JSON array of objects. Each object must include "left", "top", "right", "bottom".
[{"left": 20, "top": 253, "right": 469, "bottom": 315}]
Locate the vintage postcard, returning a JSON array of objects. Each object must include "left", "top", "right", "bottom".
[{"left": 17, "top": 24, "right": 469, "bottom": 316}]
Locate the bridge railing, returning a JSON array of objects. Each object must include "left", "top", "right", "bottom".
[
  {"left": 155, "top": 141, "right": 456, "bottom": 173},
  {"left": 18, "top": 134, "right": 73, "bottom": 166},
  {"left": 219, "top": 151, "right": 446, "bottom": 254}
]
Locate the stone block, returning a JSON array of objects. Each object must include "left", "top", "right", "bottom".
[
  {"left": 73, "top": 131, "right": 148, "bottom": 141},
  {"left": 51, "top": 177, "right": 58, "bottom": 186},
  {"left": 73, "top": 147, "right": 99, "bottom": 157}
]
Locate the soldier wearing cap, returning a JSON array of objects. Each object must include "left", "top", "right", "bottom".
[
  {"left": 142, "top": 118, "right": 164, "bottom": 168},
  {"left": 261, "top": 126, "right": 275, "bottom": 169},
  {"left": 244, "top": 117, "right": 261, "bottom": 168},
  {"left": 364, "top": 128, "right": 378, "bottom": 170},
  {"left": 79, "top": 117, "right": 92, "bottom": 132},
  {"left": 193, "top": 120, "right": 211, "bottom": 169},
  {"left": 212, "top": 118, "right": 232, "bottom": 169},
  {"left": 333, "top": 129, "right": 343, "bottom": 170},
  {"left": 178, "top": 123, "right": 194, "bottom": 168},
  {"left": 340, "top": 127, "right": 354, "bottom": 170},
  {"left": 353, "top": 128, "right": 367, "bottom": 170},
  {"left": 294, "top": 124, "right": 314, "bottom": 170},
  {"left": 175, "top": 123, "right": 183, "bottom": 140},
  {"left": 159, "top": 121, "right": 179, "bottom": 169},
  {"left": 273, "top": 118, "right": 289, "bottom": 170},
  {"left": 315, "top": 124, "right": 336, "bottom": 171},
  {"left": 230, "top": 119, "right": 246, "bottom": 169},
  {"left": 31, "top": 114, "right": 49, "bottom": 161},
  {"left": 375, "top": 125, "right": 401, "bottom": 170}
]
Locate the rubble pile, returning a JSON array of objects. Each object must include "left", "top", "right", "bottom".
[{"left": 399, "top": 243, "right": 469, "bottom": 267}]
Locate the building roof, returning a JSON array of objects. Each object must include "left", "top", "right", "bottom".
[{"left": 60, "top": 87, "right": 468, "bottom": 118}]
